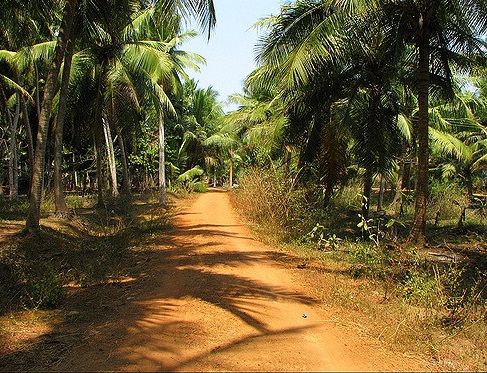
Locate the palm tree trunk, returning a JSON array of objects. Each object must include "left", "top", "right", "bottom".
[
  {"left": 8, "top": 95, "right": 20, "bottom": 199},
  {"left": 362, "top": 171, "right": 373, "bottom": 220},
  {"left": 465, "top": 168, "right": 474, "bottom": 198},
  {"left": 392, "top": 144, "right": 407, "bottom": 207},
  {"left": 54, "top": 38, "right": 75, "bottom": 215},
  {"left": 103, "top": 117, "right": 119, "bottom": 198},
  {"left": 159, "top": 113, "right": 167, "bottom": 206},
  {"left": 20, "top": 95, "right": 34, "bottom": 187},
  {"left": 408, "top": 24, "right": 430, "bottom": 245},
  {"left": 25, "top": 0, "right": 78, "bottom": 233},
  {"left": 116, "top": 125, "right": 131, "bottom": 195},
  {"left": 378, "top": 174, "right": 386, "bottom": 211},
  {"left": 94, "top": 130, "right": 104, "bottom": 207},
  {"left": 299, "top": 118, "right": 324, "bottom": 169},
  {"left": 229, "top": 149, "right": 234, "bottom": 188},
  {"left": 34, "top": 63, "right": 41, "bottom": 120}
]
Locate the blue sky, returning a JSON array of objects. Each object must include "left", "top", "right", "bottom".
[{"left": 182, "top": 0, "right": 285, "bottom": 111}]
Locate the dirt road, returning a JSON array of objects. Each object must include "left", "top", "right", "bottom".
[{"left": 52, "top": 189, "right": 431, "bottom": 371}]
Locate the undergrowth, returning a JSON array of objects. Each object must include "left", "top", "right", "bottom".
[{"left": 0, "top": 194, "right": 171, "bottom": 314}]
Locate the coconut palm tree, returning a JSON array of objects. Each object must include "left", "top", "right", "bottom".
[
  {"left": 26, "top": 0, "right": 78, "bottom": 233},
  {"left": 379, "top": 0, "right": 487, "bottom": 243},
  {"left": 23, "top": 0, "right": 216, "bottom": 232}
]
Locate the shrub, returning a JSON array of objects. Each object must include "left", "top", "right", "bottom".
[
  {"left": 428, "top": 181, "right": 470, "bottom": 226},
  {"left": 193, "top": 181, "right": 208, "bottom": 193},
  {"left": 233, "top": 167, "right": 314, "bottom": 241}
]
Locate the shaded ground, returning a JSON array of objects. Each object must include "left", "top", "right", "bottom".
[{"left": 0, "top": 189, "right": 434, "bottom": 371}]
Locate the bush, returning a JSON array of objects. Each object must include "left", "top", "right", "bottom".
[
  {"left": 428, "top": 181, "right": 470, "bottom": 226},
  {"left": 232, "top": 167, "right": 315, "bottom": 241},
  {"left": 193, "top": 181, "right": 208, "bottom": 193}
]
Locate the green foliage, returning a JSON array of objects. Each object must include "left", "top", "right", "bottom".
[
  {"left": 401, "top": 258, "right": 466, "bottom": 313},
  {"left": 177, "top": 165, "right": 204, "bottom": 183},
  {"left": 428, "top": 180, "right": 471, "bottom": 225},
  {"left": 302, "top": 223, "right": 342, "bottom": 250},
  {"left": 193, "top": 181, "right": 208, "bottom": 193},
  {"left": 0, "top": 199, "right": 29, "bottom": 220}
]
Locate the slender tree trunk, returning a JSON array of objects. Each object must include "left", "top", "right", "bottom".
[
  {"left": 229, "top": 149, "right": 233, "bottom": 189},
  {"left": 8, "top": 95, "right": 20, "bottom": 199},
  {"left": 392, "top": 144, "right": 407, "bottom": 207},
  {"left": 34, "top": 63, "right": 41, "bottom": 121},
  {"left": 103, "top": 117, "right": 118, "bottom": 198},
  {"left": 116, "top": 125, "right": 131, "bottom": 195},
  {"left": 94, "top": 130, "right": 104, "bottom": 207},
  {"left": 20, "top": 95, "right": 34, "bottom": 188},
  {"left": 362, "top": 171, "right": 373, "bottom": 220},
  {"left": 324, "top": 183, "right": 334, "bottom": 207},
  {"left": 72, "top": 153, "right": 77, "bottom": 191},
  {"left": 465, "top": 168, "right": 474, "bottom": 198},
  {"left": 54, "top": 38, "right": 75, "bottom": 215},
  {"left": 159, "top": 113, "right": 167, "bottom": 206},
  {"left": 408, "top": 23, "right": 430, "bottom": 245},
  {"left": 378, "top": 174, "right": 386, "bottom": 212},
  {"left": 298, "top": 118, "right": 324, "bottom": 170},
  {"left": 25, "top": 0, "right": 78, "bottom": 233}
]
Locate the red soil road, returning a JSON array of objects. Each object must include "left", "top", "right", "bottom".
[{"left": 55, "top": 189, "right": 431, "bottom": 371}]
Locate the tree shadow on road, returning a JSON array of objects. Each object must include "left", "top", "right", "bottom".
[{"left": 0, "top": 202, "right": 327, "bottom": 372}]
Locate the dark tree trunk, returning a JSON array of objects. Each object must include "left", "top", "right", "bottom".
[
  {"left": 54, "top": 38, "right": 75, "bottom": 216},
  {"left": 8, "top": 95, "right": 20, "bottom": 199},
  {"left": 408, "top": 22, "right": 430, "bottom": 245},
  {"left": 25, "top": 0, "right": 78, "bottom": 233},
  {"left": 116, "top": 125, "right": 131, "bottom": 195},
  {"left": 159, "top": 113, "right": 167, "bottom": 206},
  {"left": 378, "top": 174, "right": 386, "bottom": 211},
  {"left": 94, "top": 130, "right": 104, "bottom": 207},
  {"left": 362, "top": 171, "right": 373, "bottom": 220},
  {"left": 20, "top": 95, "right": 34, "bottom": 189},
  {"left": 392, "top": 143, "right": 407, "bottom": 207}
]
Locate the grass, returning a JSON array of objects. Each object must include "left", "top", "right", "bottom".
[{"left": 0, "top": 193, "right": 173, "bottom": 314}]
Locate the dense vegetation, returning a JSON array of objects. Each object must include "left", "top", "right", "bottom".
[{"left": 1, "top": 0, "right": 487, "bottom": 369}]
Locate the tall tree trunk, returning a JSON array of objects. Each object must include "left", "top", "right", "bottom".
[
  {"left": 94, "top": 130, "right": 104, "bottom": 207},
  {"left": 54, "top": 38, "right": 75, "bottom": 215},
  {"left": 20, "top": 95, "right": 34, "bottom": 189},
  {"left": 116, "top": 125, "right": 131, "bottom": 195},
  {"left": 8, "top": 94, "right": 20, "bottom": 199},
  {"left": 298, "top": 118, "right": 324, "bottom": 170},
  {"left": 362, "top": 171, "right": 373, "bottom": 220},
  {"left": 392, "top": 143, "right": 407, "bottom": 207},
  {"left": 378, "top": 174, "right": 386, "bottom": 212},
  {"left": 25, "top": 0, "right": 77, "bottom": 233},
  {"left": 229, "top": 149, "right": 234, "bottom": 189},
  {"left": 34, "top": 63, "right": 41, "bottom": 120},
  {"left": 159, "top": 113, "right": 167, "bottom": 206},
  {"left": 103, "top": 117, "right": 119, "bottom": 198},
  {"left": 408, "top": 22, "right": 430, "bottom": 245},
  {"left": 465, "top": 168, "right": 474, "bottom": 198}
]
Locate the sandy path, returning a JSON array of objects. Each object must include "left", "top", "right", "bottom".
[{"left": 54, "top": 189, "right": 430, "bottom": 371}]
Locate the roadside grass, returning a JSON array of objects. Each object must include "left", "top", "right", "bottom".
[
  {"left": 0, "top": 192, "right": 173, "bottom": 361},
  {"left": 231, "top": 169, "right": 487, "bottom": 371}
]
